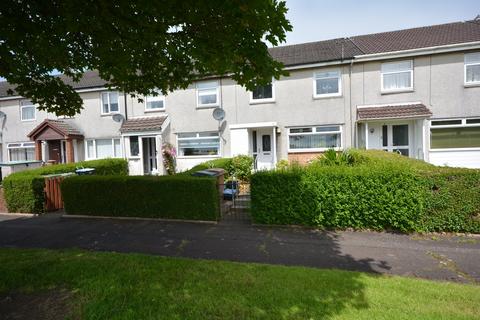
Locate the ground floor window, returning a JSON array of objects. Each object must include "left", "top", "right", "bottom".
[
  {"left": 7, "top": 142, "right": 35, "bottom": 161},
  {"left": 430, "top": 118, "right": 480, "bottom": 149},
  {"left": 86, "top": 138, "right": 121, "bottom": 159},
  {"left": 177, "top": 132, "right": 220, "bottom": 156},
  {"left": 288, "top": 125, "right": 341, "bottom": 151}
]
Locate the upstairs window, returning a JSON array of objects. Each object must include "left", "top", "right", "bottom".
[
  {"left": 20, "top": 100, "right": 36, "bottom": 121},
  {"left": 465, "top": 52, "right": 480, "bottom": 85},
  {"left": 251, "top": 81, "right": 274, "bottom": 103},
  {"left": 314, "top": 71, "right": 341, "bottom": 98},
  {"left": 145, "top": 91, "right": 165, "bottom": 111},
  {"left": 381, "top": 60, "right": 413, "bottom": 92},
  {"left": 177, "top": 132, "right": 220, "bottom": 156},
  {"left": 196, "top": 80, "right": 219, "bottom": 108},
  {"left": 101, "top": 92, "right": 119, "bottom": 114}
]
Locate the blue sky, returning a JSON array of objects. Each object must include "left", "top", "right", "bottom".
[{"left": 283, "top": 0, "right": 479, "bottom": 45}]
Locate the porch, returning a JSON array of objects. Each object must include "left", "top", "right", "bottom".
[
  {"left": 229, "top": 122, "right": 278, "bottom": 170},
  {"left": 357, "top": 103, "right": 432, "bottom": 160}
]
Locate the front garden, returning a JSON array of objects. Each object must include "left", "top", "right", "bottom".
[{"left": 251, "top": 149, "right": 480, "bottom": 233}]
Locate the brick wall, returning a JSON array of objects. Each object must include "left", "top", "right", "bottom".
[{"left": 287, "top": 152, "right": 322, "bottom": 165}]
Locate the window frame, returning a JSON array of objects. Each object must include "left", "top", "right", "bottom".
[
  {"left": 144, "top": 91, "right": 166, "bottom": 112},
  {"left": 380, "top": 60, "right": 414, "bottom": 93},
  {"left": 7, "top": 142, "right": 35, "bottom": 162},
  {"left": 196, "top": 80, "right": 220, "bottom": 108},
  {"left": 430, "top": 118, "right": 480, "bottom": 151},
  {"left": 20, "top": 100, "right": 36, "bottom": 122},
  {"left": 288, "top": 125, "right": 342, "bottom": 153},
  {"left": 176, "top": 132, "right": 221, "bottom": 158},
  {"left": 85, "top": 138, "right": 122, "bottom": 160},
  {"left": 100, "top": 91, "right": 120, "bottom": 115},
  {"left": 313, "top": 70, "right": 342, "bottom": 99},
  {"left": 464, "top": 52, "right": 480, "bottom": 86},
  {"left": 249, "top": 79, "right": 275, "bottom": 104}
]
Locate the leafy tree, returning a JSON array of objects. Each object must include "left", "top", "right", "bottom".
[{"left": 0, "top": 0, "right": 291, "bottom": 116}]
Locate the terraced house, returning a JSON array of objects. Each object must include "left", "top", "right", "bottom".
[{"left": 0, "top": 19, "right": 479, "bottom": 176}]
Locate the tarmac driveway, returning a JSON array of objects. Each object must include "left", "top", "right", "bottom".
[{"left": 0, "top": 213, "right": 478, "bottom": 284}]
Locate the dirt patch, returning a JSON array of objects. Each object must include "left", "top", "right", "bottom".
[{"left": 0, "top": 288, "right": 76, "bottom": 320}]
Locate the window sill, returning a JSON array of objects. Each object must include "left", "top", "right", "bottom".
[
  {"left": 250, "top": 99, "right": 275, "bottom": 105},
  {"left": 144, "top": 109, "right": 166, "bottom": 113},
  {"left": 464, "top": 82, "right": 480, "bottom": 88},
  {"left": 177, "top": 155, "right": 221, "bottom": 159},
  {"left": 313, "top": 94, "right": 342, "bottom": 100},
  {"left": 20, "top": 119, "right": 36, "bottom": 122},
  {"left": 100, "top": 112, "right": 121, "bottom": 117},
  {"left": 380, "top": 88, "right": 414, "bottom": 95},
  {"left": 196, "top": 105, "right": 219, "bottom": 110},
  {"left": 288, "top": 147, "right": 342, "bottom": 153}
]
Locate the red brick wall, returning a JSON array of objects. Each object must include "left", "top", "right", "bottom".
[{"left": 287, "top": 152, "right": 322, "bottom": 165}]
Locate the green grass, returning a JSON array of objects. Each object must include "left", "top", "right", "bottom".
[{"left": 0, "top": 248, "right": 479, "bottom": 319}]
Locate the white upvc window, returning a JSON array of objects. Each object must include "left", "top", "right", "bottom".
[
  {"left": 145, "top": 91, "right": 165, "bottom": 111},
  {"left": 313, "top": 70, "right": 342, "bottom": 98},
  {"left": 430, "top": 118, "right": 480, "bottom": 150},
  {"left": 20, "top": 100, "right": 36, "bottom": 121},
  {"left": 85, "top": 138, "right": 122, "bottom": 159},
  {"left": 101, "top": 92, "right": 119, "bottom": 114},
  {"left": 381, "top": 60, "right": 413, "bottom": 92},
  {"left": 250, "top": 80, "right": 275, "bottom": 104},
  {"left": 177, "top": 132, "right": 220, "bottom": 157},
  {"left": 7, "top": 142, "right": 35, "bottom": 161},
  {"left": 288, "top": 125, "right": 342, "bottom": 152},
  {"left": 465, "top": 52, "right": 480, "bottom": 85},
  {"left": 196, "top": 80, "right": 220, "bottom": 108}
]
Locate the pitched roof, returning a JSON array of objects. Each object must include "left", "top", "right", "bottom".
[
  {"left": 268, "top": 38, "right": 362, "bottom": 66},
  {"left": 120, "top": 116, "right": 168, "bottom": 133},
  {"left": 351, "top": 20, "right": 480, "bottom": 54},
  {"left": 1, "top": 20, "right": 479, "bottom": 97},
  {"left": 27, "top": 119, "right": 83, "bottom": 139},
  {"left": 0, "top": 70, "right": 107, "bottom": 98},
  {"left": 357, "top": 103, "right": 432, "bottom": 121}
]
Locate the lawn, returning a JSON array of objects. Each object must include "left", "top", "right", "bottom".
[{"left": 0, "top": 249, "right": 478, "bottom": 319}]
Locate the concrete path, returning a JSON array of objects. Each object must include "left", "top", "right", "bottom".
[{"left": 0, "top": 213, "right": 479, "bottom": 284}]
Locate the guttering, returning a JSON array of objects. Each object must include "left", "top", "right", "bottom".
[
  {"left": 0, "top": 86, "right": 108, "bottom": 101},
  {"left": 353, "top": 41, "right": 480, "bottom": 62},
  {"left": 284, "top": 59, "right": 354, "bottom": 71}
]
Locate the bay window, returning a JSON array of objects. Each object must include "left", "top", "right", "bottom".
[
  {"left": 289, "top": 125, "right": 342, "bottom": 151},
  {"left": 465, "top": 52, "right": 480, "bottom": 85},
  {"left": 196, "top": 80, "right": 219, "bottom": 107},
  {"left": 8, "top": 142, "right": 35, "bottom": 161},
  {"left": 177, "top": 132, "right": 220, "bottom": 156},
  {"left": 314, "top": 71, "right": 341, "bottom": 97},
  {"left": 381, "top": 60, "right": 413, "bottom": 92},
  {"left": 431, "top": 118, "right": 480, "bottom": 149},
  {"left": 86, "top": 138, "right": 121, "bottom": 159}
]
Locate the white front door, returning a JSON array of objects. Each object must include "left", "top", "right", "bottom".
[
  {"left": 382, "top": 124, "right": 410, "bottom": 156},
  {"left": 252, "top": 128, "right": 274, "bottom": 170},
  {"left": 142, "top": 137, "right": 157, "bottom": 174}
]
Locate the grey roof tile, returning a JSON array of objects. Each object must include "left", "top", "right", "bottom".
[
  {"left": 120, "top": 116, "right": 168, "bottom": 133},
  {"left": 357, "top": 103, "right": 433, "bottom": 121}
]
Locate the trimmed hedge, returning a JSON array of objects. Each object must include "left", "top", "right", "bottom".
[
  {"left": 2, "top": 158, "right": 128, "bottom": 213},
  {"left": 61, "top": 175, "right": 220, "bottom": 221},
  {"left": 251, "top": 150, "right": 480, "bottom": 233},
  {"left": 181, "top": 155, "right": 253, "bottom": 182}
]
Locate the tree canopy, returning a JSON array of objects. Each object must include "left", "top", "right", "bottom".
[{"left": 0, "top": 0, "right": 291, "bottom": 116}]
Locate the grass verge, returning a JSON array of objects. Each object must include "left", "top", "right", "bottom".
[{"left": 0, "top": 248, "right": 478, "bottom": 319}]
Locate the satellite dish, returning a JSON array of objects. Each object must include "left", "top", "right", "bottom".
[
  {"left": 0, "top": 111, "right": 6, "bottom": 118},
  {"left": 218, "top": 120, "right": 227, "bottom": 133},
  {"left": 112, "top": 113, "right": 125, "bottom": 123},
  {"left": 212, "top": 107, "right": 225, "bottom": 121}
]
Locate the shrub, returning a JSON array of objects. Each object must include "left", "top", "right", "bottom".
[
  {"left": 62, "top": 175, "right": 220, "bottom": 221},
  {"left": 182, "top": 155, "right": 253, "bottom": 182},
  {"left": 162, "top": 143, "right": 177, "bottom": 175},
  {"left": 251, "top": 149, "right": 480, "bottom": 233},
  {"left": 2, "top": 158, "right": 128, "bottom": 213},
  {"left": 275, "top": 159, "right": 290, "bottom": 171}
]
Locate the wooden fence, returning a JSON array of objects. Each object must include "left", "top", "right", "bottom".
[{"left": 44, "top": 175, "right": 68, "bottom": 211}]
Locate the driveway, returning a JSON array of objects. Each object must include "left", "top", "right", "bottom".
[{"left": 0, "top": 213, "right": 479, "bottom": 284}]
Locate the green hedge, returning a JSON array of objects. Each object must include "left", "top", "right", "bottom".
[
  {"left": 181, "top": 155, "right": 253, "bottom": 182},
  {"left": 61, "top": 175, "right": 220, "bottom": 221},
  {"left": 2, "top": 158, "right": 128, "bottom": 213},
  {"left": 251, "top": 150, "right": 480, "bottom": 233}
]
